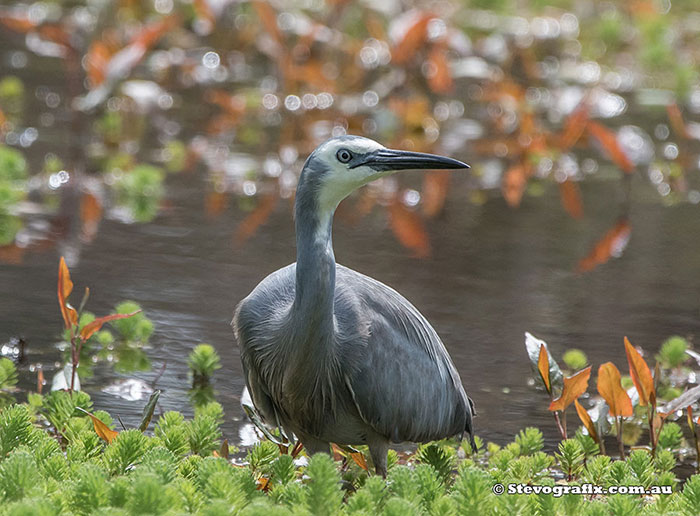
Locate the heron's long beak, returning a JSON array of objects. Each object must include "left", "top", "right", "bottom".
[{"left": 353, "top": 149, "right": 469, "bottom": 171}]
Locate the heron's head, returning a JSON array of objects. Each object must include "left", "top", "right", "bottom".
[{"left": 301, "top": 135, "right": 469, "bottom": 213}]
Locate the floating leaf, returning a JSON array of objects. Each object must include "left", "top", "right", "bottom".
[
  {"left": 58, "top": 257, "right": 77, "bottom": 329},
  {"left": 138, "top": 389, "right": 161, "bottom": 432},
  {"left": 538, "top": 345, "right": 551, "bottom": 394},
  {"left": 587, "top": 121, "right": 634, "bottom": 174},
  {"left": 559, "top": 180, "right": 583, "bottom": 220},
  {"left": 624, "top": 336, "right": 654, "bottom": 407},
  {"left": 597, "top": 362, "right": 633, "bottom": 417},
  {"left": 577, "top": 218, "right": 631, "bottom": 273},
  {"left": 77, "top": 407, "right": 118, "bottom": 444},
  {"left": 525, "top": 332, "right": 564, "bottom": 393},
  {"left": 79, "top": 311, "right": 141, "bottom": 341},
  {"left": 388, "top": 200, "right": 431, "bottom": 258},
  {"left": 549, "top": 367, "right": 591, "bottom": 412},
  {"left": 575, "top": 399, "right": 598, "bottom": 442}
]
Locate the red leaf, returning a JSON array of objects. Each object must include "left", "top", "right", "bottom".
[
  {"left": 537, "top": 345, "right": 551, "bottom": 395},
  {"left": 549, "top": 367, "right": 591, "bottom": 412},
  {"left": 597, "top": 362, "right": 633, "bottom": 417},
  {"left": 559, "top": 104, "right": 589, "bottom": 150},
  {"left": 58, "top": 257, "right": 77, "bottom": 329},
  {"left": 575, "top": 399, "right": 598, "bottom": 442},
  {"left": 559, "top": 180, "right": 584, "bottom": 219},
  {"left": 234, "top": 194, "right": 278, "bottom": 245},
  {"left": 502, "top": 164, "right": 528, "bottom": 208},
  {"left": 388, "top": 200, "right": 431, "bottom": 258},
  {"left": 624, "top": 336, "right": 654, "bottom": 407},
  {"left": 392, "top": 12, "right": 432, "bottom": 64},
  {"left": 79, "top": 311, "right": 141, "bottom": 341},
  {"left": 587, "top": 122, "right": 634, "bottom": 174},
  {"left": 426, "top": 44, "right": 453, "bottom": 94},
  {"left": 421, "top": 171, "right": 450, "bottom": 218},
  {"left": 577, "top": 218, "right": 631, "bottom": 272}
]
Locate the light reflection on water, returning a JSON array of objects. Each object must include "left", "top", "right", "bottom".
[{"left": 2, "top": 173, "right": 699, "bottom": 448}]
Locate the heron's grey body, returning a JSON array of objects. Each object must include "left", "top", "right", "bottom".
[{"left": 233, "top": 136, "right": 474, "bottom": 475}]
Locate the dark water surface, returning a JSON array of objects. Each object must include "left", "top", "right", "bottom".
[{"left": 2, "top": 170, "right": 699, "bottom": 447}]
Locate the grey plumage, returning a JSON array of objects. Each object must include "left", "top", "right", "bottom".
[{"left": 233, "top": 135, "right": 475, "bottom": 475}]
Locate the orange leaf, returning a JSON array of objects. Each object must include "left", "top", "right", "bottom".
[
  {"left": 559, "top": 104, "right": 589, "bottom": 150},
  {"left": 58, "top": 257, "right": 77, "bottom": 329},
  {"left": 350, "top": 451, "right": 369, "bottom": 472},
  {"left": 388, "top": 200, "right": 431, "bottom": 258},
  {"left": 587, "top": 122, "right": 634, "bottom": 174},
  {"left": 575, "top": 399, "right": 598, "bottom": 442},
  {"left": 624, "top": 336, "right": 654, "bottom": 406},
  {"left": 78, "top": 408, "right": 119, "bottom": 444},
  {"left": 559, "top": 180, "right": 583, "bottom": 220},
  {"left": 234, "top": 194, "right": 277, "bottom": 245},
  {"left": 85, "top": 41, "right": 112, "bottom": 87},
  {"left": 252, "top": 0, "right": 284, "bottom": 47},
  {"left": 597, "top": 362, "right": 633, "bottom": 417},
  {"left": 667, "top": 103, "right": 688, "bottom": 139},
  {"left": 256, "top": 477, "right": 270, "bottom": 491},
  {"left": 426, "top": 44, "right": 453, "bottom": 94},
  {"left": 331, "top": 443, "right": 344, "bottom": 461},
  {"left": 549, "top": 366, "right": 591, "bottom": 412},
  {"left": 537, "top": 344, "right": 551, "bottom": 394},
  {"left": 392, "top": 13, "right": 432, "bottom": 64},
  {"left": 79, "top": 311, "right": 141, "bottom": 341},
  {"left": 421, "top": 171, "right": 450, "bottom": 218},
  {"left": 80, "top": 192, "right": 102, "bottom": 242},
  {"left": 502, "top": 164, "right": 528, "bottom": 208},
  {"left": 577, "top": 218, "right": 631, "bottom": 273}
]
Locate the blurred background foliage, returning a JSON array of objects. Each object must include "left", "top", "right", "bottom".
[{"left": 0, "top": 0, "right": 697, "bottom": 265}]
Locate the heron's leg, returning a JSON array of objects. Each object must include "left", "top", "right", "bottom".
[
  {"left": 298, "top": 432, "right": 330, "bottom": 456},
  {"left": 368, "top": 436, "right": 389, "bottom": 478}
]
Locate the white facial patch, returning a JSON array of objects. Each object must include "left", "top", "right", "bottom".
[{"left": 315, "top": 137, "right": 386, "bottom": 214}]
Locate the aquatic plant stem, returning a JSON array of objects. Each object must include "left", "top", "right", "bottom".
[{"left": 616, "top": 416, "right": 625, "bottom": 459}]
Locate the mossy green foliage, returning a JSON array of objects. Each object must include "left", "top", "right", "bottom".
[
  {"left": 657, "top": 336, "right": 689, "bottom": 369},
  {"left": 562, "top": 349, "right": 588, "bottom": 371},
  {"left": 1, "top": 396, "right": 698, "bottom": 516},
  {"left": 0, "top": 144, "right": 27, "bottom": 245},
  {"left": 188, "top": 344, "right": 222, "bottom": 384},
  {"left": 115, "top": 165, "right": 165, "bottom": 222}
]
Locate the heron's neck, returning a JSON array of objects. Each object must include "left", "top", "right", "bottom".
[{"left": 293, "top": 183, "right": 336, "bottom": 337}]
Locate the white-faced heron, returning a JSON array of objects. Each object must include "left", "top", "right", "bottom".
[{"left": 233, "top": 135, "right": 475, "bottom": 476}]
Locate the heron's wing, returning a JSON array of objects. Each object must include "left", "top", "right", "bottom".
[
  {"left": 233, "top": 265, "right": 296, "bottom": 433},
  {"left": 336, "top": 265, "right": 474, "bottom": 444}
]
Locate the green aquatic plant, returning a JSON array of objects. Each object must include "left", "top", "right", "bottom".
[
  {"left": 115, "top": 165, "right": 165, "bottom": 223},
  {"left": 188, "top": 344, "right": 222, "bottom": 386},
  {"left": 658, "top": 336, "right": 689, "bottom": 369},
  {"left": 562, "top": 349, "right": 588, "bottom": 371}
]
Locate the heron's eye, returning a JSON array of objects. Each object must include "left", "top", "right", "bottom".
[{"left": 336, "top": 149, "right": 353, "bottom": 163}]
